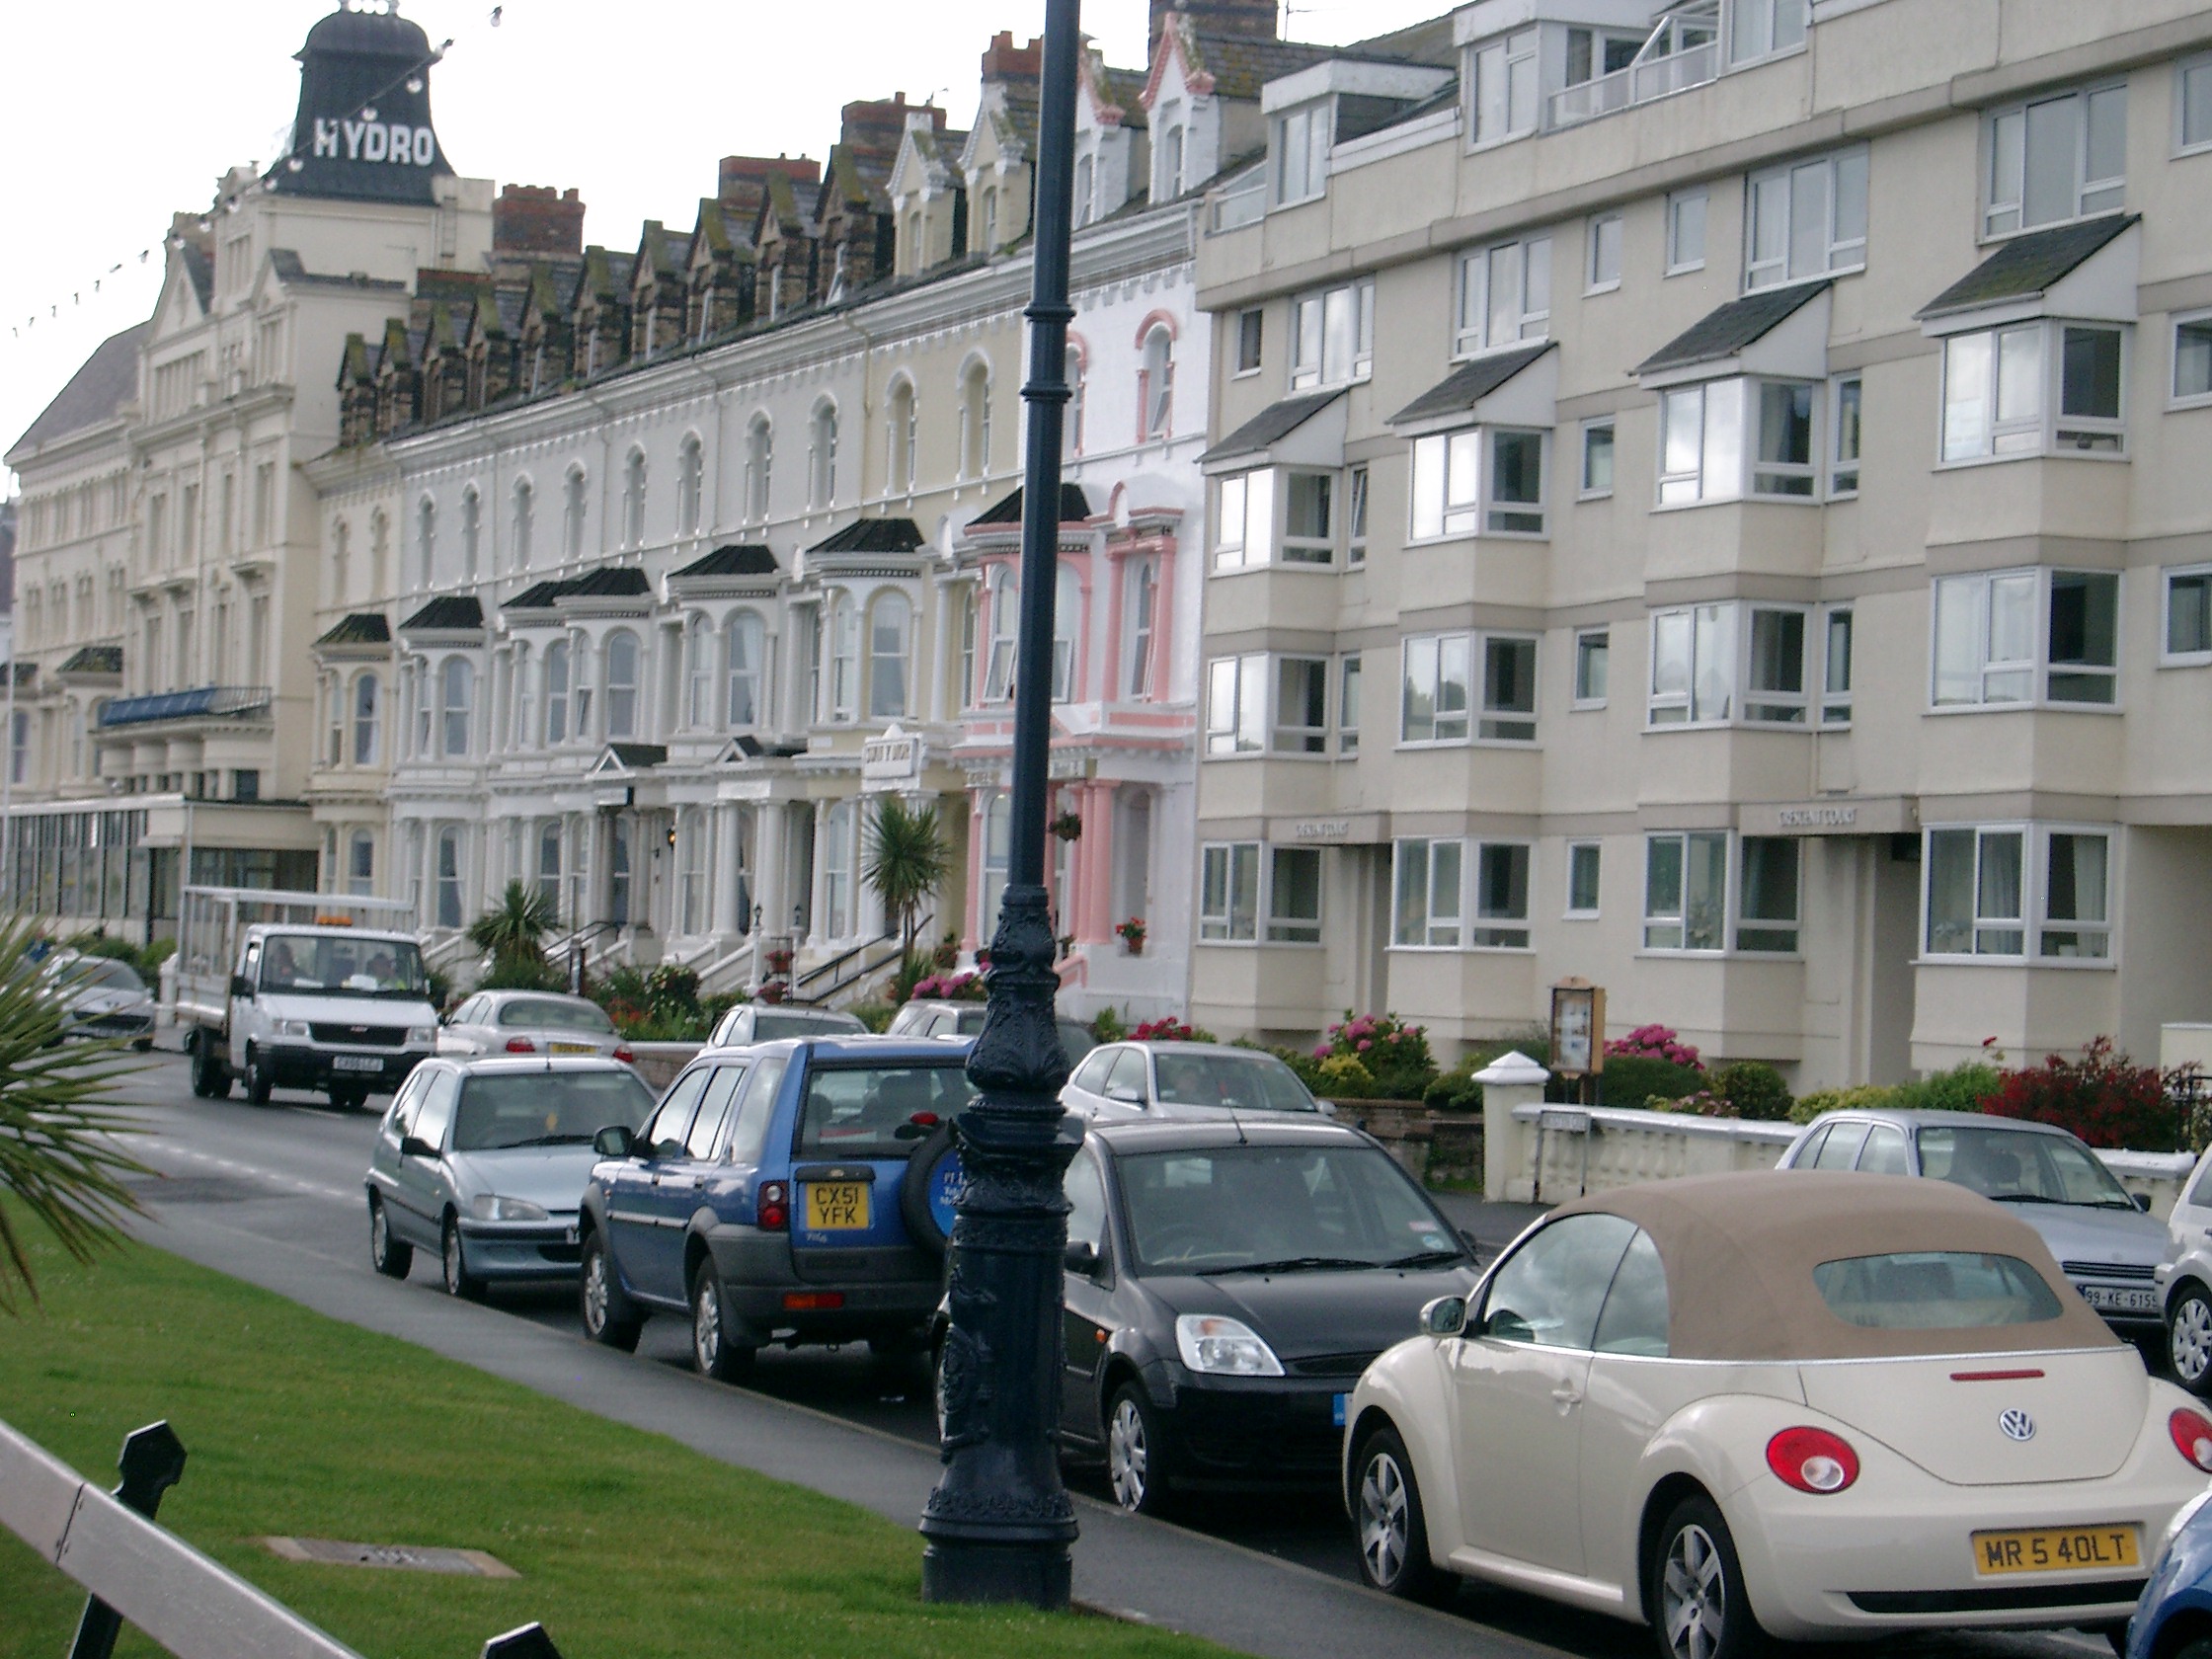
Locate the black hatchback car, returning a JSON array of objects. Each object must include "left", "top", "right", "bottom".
[{"left": 1044, "top": 1118, "right": 1479, "bottom": 1515}]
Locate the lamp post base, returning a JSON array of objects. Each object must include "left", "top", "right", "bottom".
[{"left": 920, "top": 1540, "right": 1072, "bottom": 1608}]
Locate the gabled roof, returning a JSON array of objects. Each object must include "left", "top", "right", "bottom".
[
  {"left": 597, "top": 742, "right": 668, "bottom": 771},
  {"left": 1388, "top": 342, "right": 1553, "bottom": 428},
  {"left": 1635, "top": 281, "right": 1830, "bottom": 377},
  {"left": 808, "top": 516, "right": 926, "bottom": 554},
  {"left": 398, "top": 595, "right": 485, "bottom": 632},
  {"left": 968, "top": 483, "right": 1091, "bottom": 527},
  {"left": 1200, "top": 388, "right": 1345, "bottom": 464},
  {"left": 1916, "top": 214, "right": 2139, "bottom": 321},
  {"left": 672, "top": 543, "right": 780, "bottom": 578},
  {"left": 314, "top": 612, "right": 392, "bottom": 647},
  {"left": 1154, "top": 22, "right": 1341, "bottom": 104},
  {"left": 1080, "top": 42, "right": 1148, "bottom": 129},
  {"left": 55, "top": 645, "right": 123, "bottom": 675},
  {"left": 10, "top": 323, "right": 145, "bottom": 457},
  {"left": 634, "top": 220, "right": 694, "bottom": 283}
]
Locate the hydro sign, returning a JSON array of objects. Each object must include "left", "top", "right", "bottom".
[{"left": 310, "top": 117, "right": 436, "bottom": 167}]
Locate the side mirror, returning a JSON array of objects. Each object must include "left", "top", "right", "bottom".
[
  {"left": 1418, "top": 1295, "right": 1467, "bottom": 1339},
  {"left": 398, "top": 1135, "right": 437, "bottom": 1160},
  {"left": 2135, "top": 1191, "right": 2153, "bottom": 1213},
  {"left": 593, "top": 1124, "right": 638, "bottom": 1158},
  {"left": 229, "top": 974, "right": 253, "bottom": 998},
  {"left": 1105, "top": 1084, "right": 1144, "bottom": 1105},
  {"left": 1064, "top": 1239, "right": 1103, "bottom": 1277}
]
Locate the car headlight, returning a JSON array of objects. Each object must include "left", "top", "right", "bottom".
[
  {"left": 2164, "top": 1486, "right": 2212, "bottom": 1553},
  {"left": 1175, "top": 1313, "right": 1284, "bottom": 1377},
  {"left": 468, "top": 1194, "right": 550, "bottom": 1223},
  {"left": 275, "top": 1019, "right": 311, "bottom": 1039},
  {"left": 406, "top": 1026, "right": 435, "bottom": 1047}
]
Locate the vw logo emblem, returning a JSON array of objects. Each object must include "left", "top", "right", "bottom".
[{"left": 2000, "top": 1408, "right": 2036, "bottom": 1443}]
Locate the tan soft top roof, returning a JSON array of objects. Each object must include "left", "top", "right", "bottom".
[{"left": 1550, "top": 1170, "right": 2116, "bottom": 1362}]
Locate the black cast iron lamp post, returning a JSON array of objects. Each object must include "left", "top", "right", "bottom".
[{"left": 919, "top": 0, "right": 1083, "bottom": 1610}]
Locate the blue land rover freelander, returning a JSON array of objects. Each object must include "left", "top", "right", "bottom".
[{"left": 577, "top": 1036, "right": 975, "bottom": 1377}]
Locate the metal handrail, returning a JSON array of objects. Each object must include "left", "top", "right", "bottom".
[{"left": 789, "top": 908, "right": 933, "bottom": 1006}]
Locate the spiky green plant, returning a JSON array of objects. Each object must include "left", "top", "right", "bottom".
[
  {"left": 863, "top": 798, "right": 951, "bottom": 965},
  {"left": 467, "top": 880, "right": 558, "bottom": 972},
  {"left": 0, "top": 922, "right": 150, "bottom": 1309}
]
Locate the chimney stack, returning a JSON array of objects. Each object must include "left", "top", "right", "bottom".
[
  {"left": 493, "top": 185, "right": 586, "bottom": 256},
  {"left": 981, "top": 31, "right": 1044, "bottom": 82},
  {"left": 717, "top": 154, "right": 822, "bottom": 224}
]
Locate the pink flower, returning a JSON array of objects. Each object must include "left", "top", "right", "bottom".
[
  {"left": 1357, "top": 1039, "right": 1372, "bottom": 1052},
  {"left": 1311, "top": 1044, "right": 1329, "bottom": 1060}
]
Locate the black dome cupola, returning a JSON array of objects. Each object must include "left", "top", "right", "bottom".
[{"left": 276, "top": 1, "right": 453, "bottom": 204}]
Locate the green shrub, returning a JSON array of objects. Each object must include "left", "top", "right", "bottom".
[
  {"left": 1599, "top": 1055, "right": 1705, "bottom": 1109},
  {"left": 1789, "top": 1083, "right": 1901, "bottom": 1125},
  {"left": 1711, "top": 1060, "right": 1793, "bottom": 1122},
  {"left": 1090, "top": 1006, "right": 1129, "bottom": 1044},
  {"left": 1423, "top": 1063, "right": 1483, "bottom": 1113},
  {"left": 1893, "top": 1061, "right": 2003, "bottom": 1115},
  {"left": 1315, "top": 1055, "right": 1378, "bottom": 1098},
  {"left": 1311, "top": 1011, "right": 1438, "bottom": 1101},
  {"left": 848, "top": 1001, "right": 896, "bottom": 1034}
]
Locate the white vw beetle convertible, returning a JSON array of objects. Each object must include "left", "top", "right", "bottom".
[{"left": 1345, "top": 1171, "right": 2212, "bottom": 1656}]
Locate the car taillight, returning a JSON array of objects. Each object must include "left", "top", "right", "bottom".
[
  {"left": 505, "top": 1037, "right": 536, "bottom": 1054},
  {"left": 2170, "top": 1409, "right": 2212, "bottom": 1472},
  {"left": 783, "top": 1291, "right": 844, "bottom": 1311},
  {"left": 1766, "top": 1426, "right": 1860, "bottom": 1494},
  {"left": 757, "top": 1181, "right": 788, "bottom": 1231},
  {"left": 613, "top": 1045, "right": 635, "bottom": 1064}
]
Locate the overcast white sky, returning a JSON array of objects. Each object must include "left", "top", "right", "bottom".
[{"left": 0, "top": 0, "right": 1446, "bottom": 495}]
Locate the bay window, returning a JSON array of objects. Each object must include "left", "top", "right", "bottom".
[
  {"left": 1409, "top": 427, "right": 1548, "bottom": 538},
  {"left": 1200, "top": 842, "right": 1259, "bottom": 941},
  {"left": 1272, "top": 658, "right": 1328, "bottom": 752},
  {"left": 1940, "top": 321, "right": 2124, "bottom": 460},
  {"left": 1392, "top": 837, "right": 1530, "bottom": 950},
  {"left": 1925, "top": 824, "right": 2112, "bottom": 961},
  {"left": 1821, "top": 606, "right": 1854, "bottom": 724},
  {"left": 1217, "top": 468, "right": 1351, "bottom": 567},
  {"left": 1289, "top": 277, "right": 1374, "bottom": 389},
  {"left": 1401, "top": 632, "right": 1537, "bottom": 744},
  {"left": 1931, "top": 568, "right": 2117, "bottom": 707},
  {"left": 1267, "top": 847, "right": 1322, "bottom": 942},
  {"left": 1201, "top": 842, "right": 1323, "bottom": 945},
  {"left": 1736, "top": 837, "right": 1800, "bottom": 952},
  {"left": 1643, "top": 831, "right": 1728, "bottom": 951},
  {"left": 1283, "top": 472, "right": 1335, "bottom": 562},
  {"left": 1338, "top": 653, "right": 1361, "bottom": 753},
  {"left": 1214, "top": 470, "right": 1273, "bottom": 570},
  {"left": 1208, "top": 654, "right": 1334, "bottom": 755},
  {"left": 1205, "top": 654, "right": 1266, "bottom": 755},
  {"left": 1830, "top": 376, "right": 1861, "bottom": 494},
  {"left": 983, "top": 568, "right": 1017, "bottom": 701},
  {"left": 1744, "top": 147, "right": 1867, "bottom": 290},
  {"left": 1454, "top": 237, "right": 1550, "bottom": 357},
  {"left": 1648, "top": 602, "right": 1808, "bottom": 726},
  {"left": 1658, "top": 377, "right": 1820, "bottom": 504},
  {"left": 1985, "top": 84, "right": 2125, "bottom": 238}
]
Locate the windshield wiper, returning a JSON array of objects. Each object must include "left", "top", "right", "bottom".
[
  {"left": 1194, "top": 1255, "right": 1381, "bottom": 1276},
  {"left": 1380, "top": 1249, "right": 1466, "bottom": 1269},
  {"left": 494, "top": 1134, "right": 596, "bottom": 1148}
]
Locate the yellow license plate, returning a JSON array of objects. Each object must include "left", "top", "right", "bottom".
[
  {"left": 805, "top": 1182, "right": 871, "bottom": 1231},
  {"left": 549, "top": 1041, "right": 596, "bottom": 1055},
  {"left": 1971, "top": 1525, "right": 2140, "bottom": 1576}
]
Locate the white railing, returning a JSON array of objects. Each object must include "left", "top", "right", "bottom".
[
  {"left": 693, "top": 938, "right": 757, "bottom": 996},
  {"left": 1207, "top": 176, "right": 1265, "bottom": 235},
  {"left": 1546, "top": 7, "right": 1722, "bottom": 131},
  {"left": 0, "top": 1416, "right": 364, "bottom": 1659}
]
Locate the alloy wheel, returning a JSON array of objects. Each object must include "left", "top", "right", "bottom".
[
  {"left": 582, "top": 1248, "right": 608, "bottom": 1335},
  {"left": 1661, "top": 1523, "right": 1728, "bottom": 1659},
  {"left": 693, "top": 1281, "right": 722, "bottom": 1373},
  {"left": 2174, "top": 1294, "right": 2212, "bottom": 1386},
  {"left": 1359, "top": 1451, "right": 1410, "bottom": 1588},
  {"left": 1107, "top": 1395, "right": 1149, "bottom": 1511},
  {"left": 372, "top": 1206, "right": 389, "bottom": 1262}
]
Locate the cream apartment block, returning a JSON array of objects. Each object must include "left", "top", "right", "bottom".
[
  {"left": 351, "top": 26, "right": 1219, "bottom": 1017},
  {"left": 1189, "top": 0, "right": 2212, "bottom": 1084}
]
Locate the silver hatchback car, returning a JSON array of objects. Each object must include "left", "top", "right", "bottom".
[
  {"left": 2154, "top": 1150, "right": 2212, "bottom": 1392},
  {"left": 363, "top": 1056, "right": 658, "bottom": 1299},
  {"left": 1778, "top": 1108, "right": 2168, "bottom": 1340}
]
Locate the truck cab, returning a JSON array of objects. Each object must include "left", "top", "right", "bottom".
[{"left": 204, "top": 925, "right": 437, "bottom": 1108}]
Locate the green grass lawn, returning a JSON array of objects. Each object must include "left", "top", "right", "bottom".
[{"left": 0, "top": 1219, "right": 1224, "bottom": 1659}]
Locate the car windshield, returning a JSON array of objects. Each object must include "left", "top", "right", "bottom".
[
  {"left": 1813, "top": 1251, "right": 2066, "bottom": 1329},
  {"left": 449, "top": 1069, "right": 658, "bottom": 1151},
  {"left": 1919, "top": 1125, "right": 2136, "bottom": 1209},
  {"left": 754, "top": 1011, "right": 861, "bottom": 1041},
  {"left": 498, "top": 997, "right": 614, "bottom": 1033},
  {"left": 1150, "top": 1051, "right": 1320, "bottom": 1115},
  {"left": 1118, "top": 1145, "right": 1462, "bottom": 1275},
  {"left": 795, "top": 1064, "right": 980, "bottom": 1158},
  {"left": 71, "top": 959, "right": 145, "bottom": 993},
  {"left": 260, "top": 934, "right": 429, "bottom": 999}
]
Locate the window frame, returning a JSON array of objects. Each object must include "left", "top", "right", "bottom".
[
  {"left": 1572, "top": 626, "right": 1611, "bottom": 709},
  {"left": 1657, "top": 376, "right": 1824, "bottom": 507},
  {"left": 1464, "top": 28, "right": 1540, "bottom": 149},
  {"left": 1726, "top": 0, "right": 1808, "bottom": 67},
  {"left": 1586, "top": 212, "right": 1623, "bottom": 294},
  {"left": 1830, "top": 375, "right": 1862, "bottom": 496},
  {"left": 1640, "top": 829, "right": 1732, "bottom": 955},
  {"left": 1929, "top": 566, "right": 2121, "bottom": 711},
  {"left": 1819, "top": 603, "right": 1855, "bottom": 725},
  {"left": 1391, "top": 836, "right": 1533, "bottom": 951},
  {"left": 1337, "top": 652, "right": 1361, "bottom": 754},
  {"left": 1408, "top": 426, "right": 1550, "bottom": 541},
  {"left": 1206, "top": 652, "right": 1335, "bottom": 758},
  {"left": 1579, "top": 418, "right": 1616, "bottom": 500},
  {"left": 1743, "top": 145, "right": 1868, "bottom": 290},
  {"left": 1453, "top": 236, "right": 1551, "bottom": 359},
  {"left": 1646, "top": 601, "right": 1811, "bottom": 729},
  {"left": 1289, "top": 276, "right": 1375, "bottom": 391},
  {"left": 1198, "top": 841, "right": 1324, "bottom": 947},
  {"left": 1938, "top": 319, "right": 2128, "bottom": 464},
  {"left": 1565, "top": 840, "right": 1602, "bottom": 918},
  {"left": 2172, "top": 309, "right": 2212, "bottom": 409},
  {"left": 1983, "top": 81, "right": 2127, "bottom": 240},
  {"left": 2180, "top": 55, "right": 2212, "bottom": 157},
  {"left": 1234, "top": 308, "right": 1264, "bottom": 377},
  {"left": 1666, "top": 187, "right": 1708, "bottom": 276},
  {"left": 1273, "top": 102, "right": 1333, "bottom": 207},
  {"left": 1921, "top": 822, "right": 2116, "bottom": 966},
  {"left": 2162, "top": 563, "right": 2212, "bottom": 667},
  {"left": 1400, "top": 631, "right": 1540, "bottom": 747}
]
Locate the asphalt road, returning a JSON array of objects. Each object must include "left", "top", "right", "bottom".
[{"left": 106, "top": 1053, "right": 2120, "bottom": 1659}]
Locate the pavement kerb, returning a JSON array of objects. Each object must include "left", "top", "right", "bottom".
[{"left": 120, "top": 1199, "right": 1578, "bottom": 1659}]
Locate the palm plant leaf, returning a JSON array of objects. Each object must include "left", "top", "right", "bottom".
[
  {"left": 863, "top": 800, "right": 951, "bottom": 956},
  {"left": 466, "top": 881, "right": 557, "bottom": 964},
  {"left": 0, "top": 919, "right": 151, "bottom": 1310}
]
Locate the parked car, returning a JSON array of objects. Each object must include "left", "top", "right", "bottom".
[
  {"left": 2154, "top": 1150, "right": 2212, "bottom": 1395},
  {"left": 45, "top": 953, "right": 156, "bottom": 1050},
  {"left": 887, "top": 997, "right": 1096, "bottom": 1066},
  {"left": 438, "top": 989, "right": 634, "bottom": 1062},
  {"left": 1347, "top": 1169, "right": 2209, "bottom": 1653},
  {"left": 577, "top": 1035, "right": 975, "bottom": 1376},
  {"left": 1779, "top": 1109, "right": 2168, "bottom": 1340},
  {"left": 1062, "top": 1040, "right": 1327, "bottom": 1122},
  {"left": 1024, "top": 1117, "right": 1477, "bottom": 1516},
  {"left": 706, "top": 1002, "right": 865, "bottom": 1050},
  {"left": 2127, "top": 1485, "right": 2212, "bottom": 1659},
  {"left": 362, "top": 1056, "right": 658, "bottom": 1299}
]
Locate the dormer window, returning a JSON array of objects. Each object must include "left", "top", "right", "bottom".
[
  {"left": 1162, "top": 124, "right": 1185, "bottom": 199},
  {"left": 1274, "top": 103, "right": 1330, "bottom": 207},
  {"left": 1466, "top": 29, "right": 1538, "bottom": 147}
]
